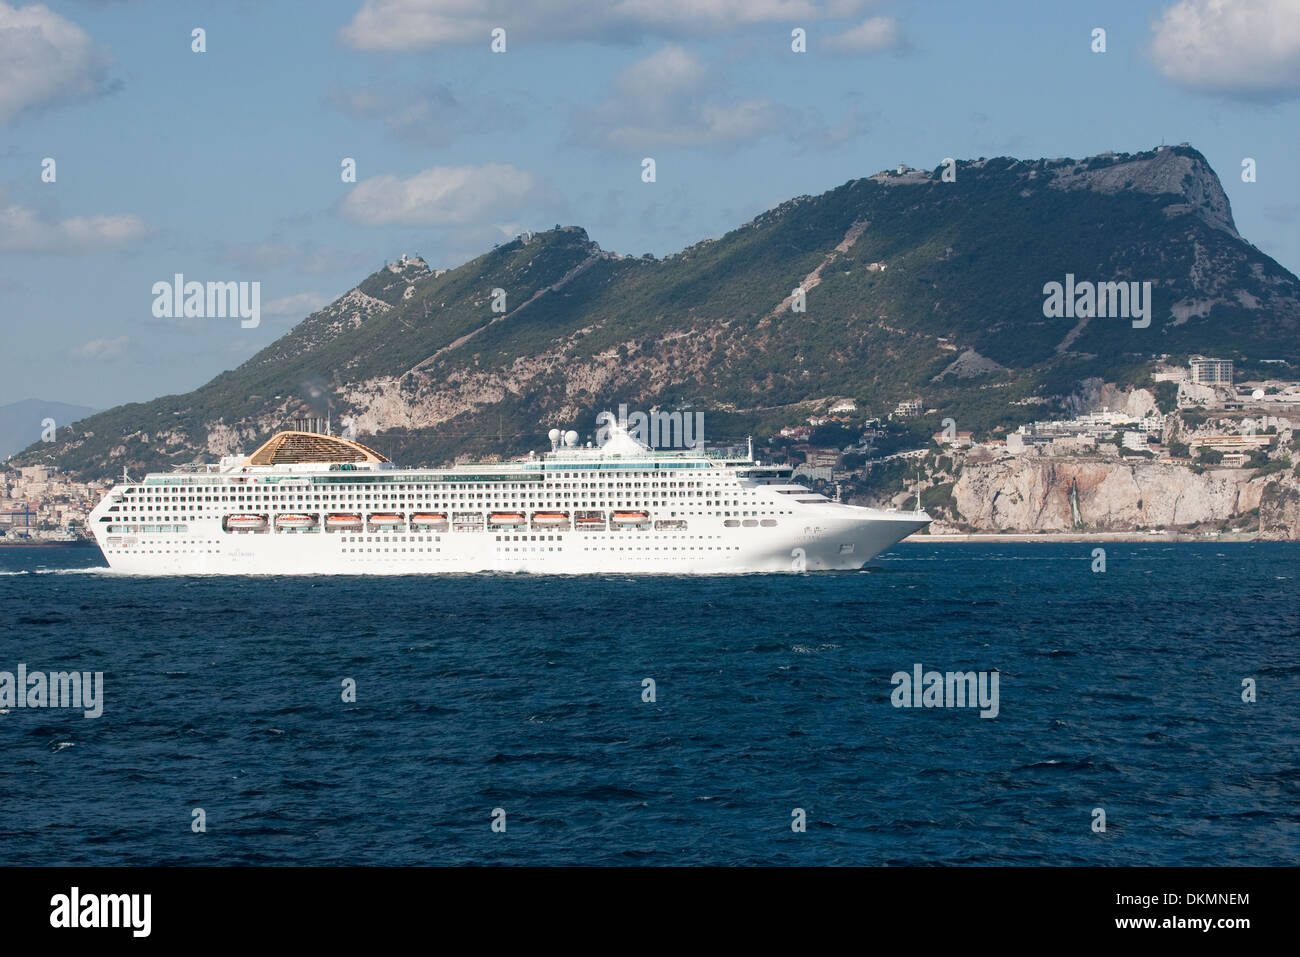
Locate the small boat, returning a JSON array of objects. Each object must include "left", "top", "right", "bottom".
[
  {"left": 325, "top": 514, "right": 362, "bottom": 529},
  {"left": 611, "top": 511, "right": 650, "bottom": 525},
  {"left": 410, "top": 512, "right": 448, "bottom": 526},
  {"left": 225, "top": 514, "right": 267, "bottom": 531},
  {"left": 489, "top": 512, "right": 526, "bottom": 526},
  {"left": 275, "top": 513, "right": 317, "bottom": 529},
  {"left": 367, "top": 513, "right": 405, "bottom": 526},
  {"left": 530, "top": 511, "right": 569, "bottom": 525},
  {"left": 576, "top": 516, "right": 605, "bottom": 525}
]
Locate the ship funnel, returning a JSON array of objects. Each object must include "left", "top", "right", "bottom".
[{"left": 290, "top": 416, "right": 329, "bottom": 435}]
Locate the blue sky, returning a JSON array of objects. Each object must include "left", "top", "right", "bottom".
[{"left": 2, "top": 0, "right": 1298, "bottom": 409}]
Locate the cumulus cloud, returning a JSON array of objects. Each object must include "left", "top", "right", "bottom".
[
  {"left": 578, "top": 45, "right": 781, "bottom": 151},
  {"left": 1150, "top": 0, "right": 1300, "bottom": 101},
  {"left": 340, "top": 164, "right": 546, "bottom": 226},
  {"left": 0, "top": 1, "right": 116, "bottom": 124},
  {"left": 824, "top": 15, "right": 906, "bottom": 53},
  {"left": 72, "top": 335, "right": 128, "bottom": 360},
  {"left": 0, "top": 198, "right": 149, "bottom": 253},
  {"left": 340, "top": 0, "right": 877, "bottom": 50}
]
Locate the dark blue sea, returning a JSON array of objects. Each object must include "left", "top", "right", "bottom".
[{"left": 2, "top": 542, "right": 1296, "bottom": 866}]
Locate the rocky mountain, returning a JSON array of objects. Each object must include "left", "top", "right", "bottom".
[{"left": 15, "top": 144, "right": 1300, "bottom": 479}]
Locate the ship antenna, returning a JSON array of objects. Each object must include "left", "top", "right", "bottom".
[{"left": 915, "top": 467, "right": 922, "bottom": 513}]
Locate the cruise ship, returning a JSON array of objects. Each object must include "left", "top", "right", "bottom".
[{"left": 87, "top": 420, "right": 930, "bottom": 574}]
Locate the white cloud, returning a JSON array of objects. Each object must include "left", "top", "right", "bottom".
[
  {"left": 72, "top": 335, "right": 128, "bottom": 360},
  {"left": 0, "top": 199, "right": 149, "bottom": 253},
  {"left": 340, "top": 0, "right": 875, "bottom": 50},
  {"left": 340, "top": 164, "right": 544, "bottom": 226},
  {"left": 824, "top": 15, "right": 906, "bottom": 53},
  {"left": 261, "top": 292, "right": 334, "bottom": 322},
  {"left": 580, "top": 45, "right": 780, "bottom": 151},
  {"left": 0, "top": 1, "right": 115, "bottom": 124},
  {"left": 1150, "top": 0, "right": 1300, "bottom": 101}
]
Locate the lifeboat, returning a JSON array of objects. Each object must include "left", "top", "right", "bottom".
[
  {"left": 410, "top": 512, "right": 448, "bottom": 526},
  {"left": 275, "top": 513, "right": 317, "bottom": 529},
  {"left": 325, "top": 514, "right": 362, "bottom": 530},
  {"left": 367, "top": 513, "right": 405, "bottom": 527},
  {"left": 530, "top": 511, "right": 569, "bottom": 526},
  {"left": 611, "top": 511, "right": 650, "bottom": 526},
  {"left": 576, "top": 515, "right": 604, "bottom": 525},
  {"left": 489, "top": 512, "right": 526, "bottom": 526},
  {"left": 225, "top": 514, "right": 267, "bottom": 531}
]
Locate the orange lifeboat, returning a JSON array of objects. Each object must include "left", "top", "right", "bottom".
[
  {"left": 325, "top": 513, "right": 362, "bottom": 529},
  {"left": 611, "top": 511, "right": 650, "bottom": 526},
  {"left": 489, "top": 512, "right": 526, "bottom": 526},
  {"left": 275, "top": 513, "right": 316, "bottom": 529},
  {"left": 410, "top": 512, "right": 448, "bottom": 526},
  {"left": 225, "top": 514, "right": 267, "bottom": 531},
  {"left": 531, "top": 511, "right": 569, "bottom": 525},
  {"left": 368, "top": 513, "right": 405, "bottom": 526}
]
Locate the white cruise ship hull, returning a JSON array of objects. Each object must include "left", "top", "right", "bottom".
[
  {"left": 89, "top": 507, "right": 928, "bottom": 576},
  {"left": 86, "top": 423, "right": 931, "bottom": 576}
]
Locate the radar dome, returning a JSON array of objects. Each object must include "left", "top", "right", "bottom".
[
  {"left": 564, "top": 430, "right": 579, "bottom": 446},
  {"left": 548, "top": 428, "right": 561, "bottom": 443}
]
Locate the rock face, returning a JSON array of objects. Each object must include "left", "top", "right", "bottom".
[
  {"left": 1259, "top": 484, "right": 1300, "bottom": 540},
  {"left": 15, "top": 144, "right": 1300, "bottom": 480},
  {"left": 952, "top": 459, "right": 1284, "bottom": 531},
  {"left": 1048, "top": 146, "right": 1238, "bottom": 236}
]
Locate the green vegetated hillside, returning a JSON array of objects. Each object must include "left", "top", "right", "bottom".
[{"left": 19, "top": 145, "right": 1300, "bottom": 478}]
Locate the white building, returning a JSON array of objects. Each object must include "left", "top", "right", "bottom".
[{"left": 1190, "top": 356, "right": 1233, "bottom": 386}]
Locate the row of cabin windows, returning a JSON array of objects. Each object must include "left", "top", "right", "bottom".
[{"left": 130, "top": 473, "right": 740, "bottom": 497}]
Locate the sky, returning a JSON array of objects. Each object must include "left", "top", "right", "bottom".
[{"left": 1, "top": 0, "right": 1299, "bottom": 409}]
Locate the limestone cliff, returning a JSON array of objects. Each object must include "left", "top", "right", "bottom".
[
  {"left": 952, "top": 459, "right": 1292, "bottom": 533},
  {"left": 1259, "top": 484, "right": 1300, "bottom": 540}
]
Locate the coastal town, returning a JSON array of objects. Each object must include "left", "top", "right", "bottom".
[
  {"left": 763, "top": 355, "right": 1300, "bottom": 538},
  {"left": 5, "top": 355, "right": 1298, "bottom": 546},
  {"left": 0, "top": 463, "right": 107, "bottom": 544}
]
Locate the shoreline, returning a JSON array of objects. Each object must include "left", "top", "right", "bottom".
[
  {"left": 0, "top": 540, "right": 96, "bottom": 548},
  {"left": 907, "top": 531, "right": 1262, "bottom": 543}
]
